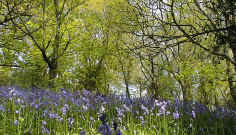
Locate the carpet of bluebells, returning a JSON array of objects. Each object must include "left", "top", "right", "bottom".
[{"left": 0, "top": 86, "right": 235, "bottom": 135}]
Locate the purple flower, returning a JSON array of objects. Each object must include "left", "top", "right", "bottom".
[
  {"left": 115, "top": 130, "right": 122, "bottom": 135},
  {"left": 98, "top": 123, "right": 112, "bottom": 135},
  {"left": 0, "top": 105, "right": 5, "bottom": 112},
  {"left": 61, "top": 104, "right": 69, "bottom": 115},
  {"left": 80, "top": 130, "right": 86, "bottom": 135},
  {"left": 42, "top": 120, "right": 47, "bottom": 125},
  {"left": 173, "top": 111, "right": 180, "bottom": 120},
  {"left": 42, "top": 126, "right": 50, "bottom": 134},
  {"left": 192, "top": 110, "right": 196, "bottom": 118},
  {"left": 68, "top": 117, "right": 74, "bottom": 125},
  {"left": 158, "top": 104, "right": 167, "bottom": 115},
  {"left": 82, "top": 104, "right": 88, "bottom": 111},
  {"left": 15, "top": 110, "right": 19, "bottom": 114},
  {"left": 9, "top": 88, "right": 16, "bottom": 97},
  {"left": 49, "top": 112, "right": 59, "bottom": 119},
  {"left": 14, "top": 120, "right": 18, "bottom": 126},
  {"left": 141, "top": 104, "right": 148, "bottom": 113},
  {"left": 113, "top": 122, "right": 122, "bottom": 135},
  {"left": 123, "top": 104, "right": 130, "bottom": 112},
  {"left": 140, "top": 116, "right": 145, "bottom": 125},
  {"left": 43, "top": 110, "right": 48, "bottom": 117}
]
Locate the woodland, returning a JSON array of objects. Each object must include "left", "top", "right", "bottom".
[{"left": 0, "top": 0, "right": 236, "bottom": 134}]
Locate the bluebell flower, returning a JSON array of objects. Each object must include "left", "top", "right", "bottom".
[
  {"left": 80, "top": 130, "right": 86, "bottom": 135},
  {"left": 192, "top": 110, "right": 196, "bottom": 118},
  {"left": 14, "top": 120, "right": 18, "bottom": 126},
  {"left": 42, "top": 120, "right": 47, "bottom": 125},
  {"left": 98, "top": 114, "right": 112, "bottom": 135},
  {"left": 173, "top": 111, "right": 180, "bottom": 120},
  {"left": 113, "top": 122, "right": 122, "bottom": 135},
  {"left": 42, "top": 126, "right": 50, "bottom": 134},
  {"left": 68, "top": 117, "right": 74, "bottom": 125},
  {"left": 15, "top": 110, "right": 19, "bottom": 114},
  {"left": 61, "top": 104, "right": 69, "bottom": 115},
  {"left": 0, "top": 105, "right": 5, "bottom": 112},
  {"left": 98, "top": 123, "right": 112, "bottom": 135},
  {"left": 140, "top": 116, "right": 144, "bottom": 125},
  {"left": 115, "top": 130, "right": 122, "bottom": 135}
]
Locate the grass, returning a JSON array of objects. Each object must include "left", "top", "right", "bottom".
[{"left": 0, "top": 86, "right": 235, "bottom": 135}]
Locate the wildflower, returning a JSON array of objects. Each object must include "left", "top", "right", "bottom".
[
  {"left": 113, "top": 122, "right": 122, "bottom": 135},
  {"left": 99, "top": 114, "right": 107, "bottom": 123},
  {"left": 189, "top": 123, "right": 192, "bottom": 128},
  {"left": 49, "top": 112, "right": 59, "bottom": 119},
  {"left": 123, "top": 104, "right": 130, "bottom": 112},
  {"left": 192, "top": 110, "right": 196, "bottom": 118},
  {"left": 154, "top": 100, "right": 161, "bottom": 107},
  {"left": 141, "top": 104, "right": 148, "bottom": 113},
  {"left": 166, "top": 111, "right": 170, "bottom": 115},
  {"left": 80, "top": 130, "right": 86, "bottom": 135},
  {"left": 14, "top": 120, "right": 19, "bottom": 126},
  {"left": 15, "top": 110, "right": 19, "bottom": 114},
  {"left": 100, "top": 105, "right": 105, "bottom": 113},
  {"left": 98, "top": 123, "right": 112, "bottom": 135},
  {"left": 140, "top": 116, "right": 144, "bottom": 125},
  {"left": 98, "top": 114, "right": 112, "bottom": 135},
  {"left": 43, "top": 110, "right": 48, "bottom": 117},
  {"left": 58, "top": 116, "right": 63, "bottom": 122},
  {"left": 68, "top": 117, "right": 74, "bottom": 125},
  {"left": 173, "top": 111, "right": 180, "bottom": 120},
  {"left": 90, "top": 116, "right": 94, "bottom": 121},
  {"left": 34, "top": 104, "right": 39, "bottom": 109},
  {"left": 0, "top": 105, "right": 5, "bottom": 112},
  {"left": 16, "top": 98, "right": 24, "bottom": 104},
  {"left": 158, "top": 104, "right": 167, "bottom": 115},
  {"left": 42, "top": 120, "right": 47, "bottom": 125},
  {"left": 82, "top": 90, "right": 92, "bottom": 98},
  {"left": 42, "top": 126, "right": 50, "bottom": 134},
  {"left": 174, "top": 98, "right": 181, "bottom": 110},
  {"left": 61, "top": 104, "right": 69, "bottom": 115},
  {"left": 116, "top": 107, "right": 123, "bottom": 117},
  {"left": 82, "top": 104, "right": 88, "bottom": 111},
  {"left": 9, "top": 88, "right": 16, "bottom": 97}
]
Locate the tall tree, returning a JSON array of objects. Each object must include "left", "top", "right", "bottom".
[
  {"left": 10, "top": 0, "right": 84, "bottom": 87},
  {"left": 0, "top": 0, "right": 32, "bottom": 67},
  {"left": 124, "top": 0, "right": 236, "bottom": 103}
]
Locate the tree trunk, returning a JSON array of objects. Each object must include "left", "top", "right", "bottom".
[
  {"left": 226, "top": 57, "right": 236, "bottom": 103},
  {"left": 229, "top": 26, "right": 236, "bottom": 102},
  {"left": 48, "top": 60, "right": 58, "bottom": 88},
  {"left": 124, "top": 77, "right": 130, "bottom": 99},
  {"left": 179, "top": 80, "right": 192, "bottom": 102},
  {"left": 149, "top": 56, "right": 159, "bottom": 99},
  {"left": 226, "top": 0, "right": 236, "bottom": 103}
]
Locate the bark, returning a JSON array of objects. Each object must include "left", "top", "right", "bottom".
[
  {"left": 48, "top": 0, "right": 60, "bottom": 88},
  {"left": 48, "top": 60, "right": 58, "bottom": 88},
  {"left": 226, "top": 0, "right": 236, "bottom": 103},
  {"left": 179, "top": 80, "right": 192, "bottom": 102},
  {"left": 228, "top": 36, "right": 236, "bottom": 103},
  {"left": 146, "top": 56, "right": 159, "bottom": 99}
]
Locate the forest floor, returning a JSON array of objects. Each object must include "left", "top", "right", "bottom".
[{"left": 0, "top": 86, "right": 235, "bottom": 135}]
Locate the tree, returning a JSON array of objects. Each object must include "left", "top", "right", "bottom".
[
  {"left": 0, "top": 0, "right": 32, "bottom": 67},
  {"left": 123, "top": 0, "right": 236, "bottom": 104},
  {"left": 10, "top": 0, "right": 84, "bottom": 87}
]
